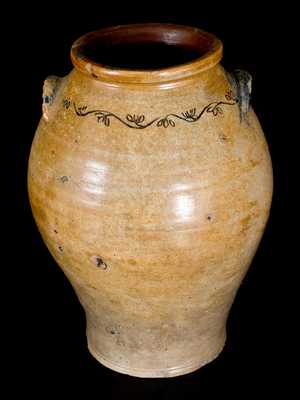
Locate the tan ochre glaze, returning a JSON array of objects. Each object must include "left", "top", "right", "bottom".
[{"left": 28, "top": 24, "right": 273, "bottom": 377}]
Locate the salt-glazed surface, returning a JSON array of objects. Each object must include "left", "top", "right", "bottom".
[{"left": 28, "top": 24, "right": 273, "bottom": 377}]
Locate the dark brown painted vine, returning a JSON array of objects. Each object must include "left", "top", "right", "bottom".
[{"left": 62, "top": 91, "right": 237, "bottom": 129}]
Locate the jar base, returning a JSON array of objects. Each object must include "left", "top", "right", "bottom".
[{"left": 87, "top": 338, "right": 226, "bottom": 378}]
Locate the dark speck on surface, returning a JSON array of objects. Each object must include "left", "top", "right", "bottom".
[
  {"left": 60, "top": 176, "right": 69, "bottom": 183},
  {"left": 106, "top": 326, "right": 120, "bottom": 335},
  {"left": 219, "top": 133, "right": 228, "bottom": 141},
  {"left": 58, "top": 245, "right": 63, "bottom": 252},
  {"left": 91, "top": 256, "right": 108, "bottom": 270},
  {"left": 54, "top": 229, "right": 58, "bottom": 234}
]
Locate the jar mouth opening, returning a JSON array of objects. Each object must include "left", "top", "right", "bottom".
[{"left": 71, "top": 24, "right": 223, "bottom": 86}]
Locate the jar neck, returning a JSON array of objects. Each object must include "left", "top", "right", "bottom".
[{"left": 71, "top": 24, "right": 223, "bottom": 88}]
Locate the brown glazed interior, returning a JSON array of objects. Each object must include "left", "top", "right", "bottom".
[{"left": 71, "top": 24, "right": 223, "bottom": 84}]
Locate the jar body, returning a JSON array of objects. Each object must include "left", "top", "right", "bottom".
[{"left": 28, "top": 65, "right": 273, "bottom": 377}]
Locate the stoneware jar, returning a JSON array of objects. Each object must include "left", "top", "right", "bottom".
[{"left": 28, "top": 23, "right": 273, "bottom": 377}]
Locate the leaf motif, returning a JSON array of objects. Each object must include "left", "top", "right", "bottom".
[
  {"left": 63, "top": 99, "right": 71, "bottom": 109},
  {"left": 169, "top": 119, "right": 175, "bottom": 127},
  {"left": 210, "top": 105, "right": 223, "bottom": 116},
  {"left": 126, "top": 114, "right": 134, "bottom": 122},
  {"left": 225, "top": 91, "right": 233, "bottom": 101}
]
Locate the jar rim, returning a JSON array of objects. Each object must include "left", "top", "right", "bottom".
[{"left": 71, "top": 23, "right": 223, "bottom": 87}]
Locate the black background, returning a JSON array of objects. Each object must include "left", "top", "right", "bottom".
[{"left": 13, "top": 3, "right": 294, "bottom": 397}]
